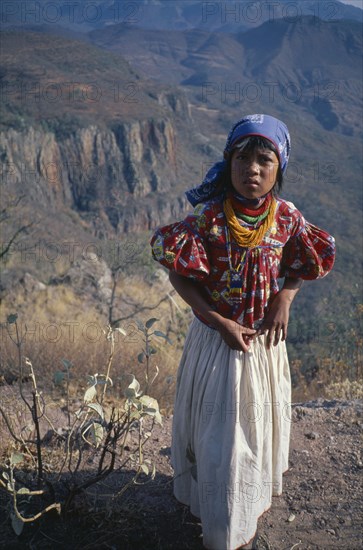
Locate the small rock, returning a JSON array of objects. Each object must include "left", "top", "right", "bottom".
[
  {"left": 305, "top": 431, "right": 318, "bottom": 440},
  {"left": 326, "top": 528, "right": 336, "bottom": 536},
  {"left": 287, "top": 513, "right": 296, "bottom": 522}
]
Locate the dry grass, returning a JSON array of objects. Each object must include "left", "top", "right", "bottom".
[{"left": 0, "top": 273, "right": 190, "bottom": 410}]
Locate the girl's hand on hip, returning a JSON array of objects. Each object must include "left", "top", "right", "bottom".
[
  {"left": 258, "top": 293, "right": 291, "bottom": 349},
  {"left": 216, "top": 318, "right": 256, "bottom": 352}
]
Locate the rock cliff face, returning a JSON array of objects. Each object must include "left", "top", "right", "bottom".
[
  {"left": 0, "top": 89, "right": 193, "bottom": 236},
  {"left": 1, "top": 118, "right": 176, "bottom": 204}
]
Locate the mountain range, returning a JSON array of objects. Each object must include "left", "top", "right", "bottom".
[
  {"left": 2, "top": 0, "right": 362, "bottom": 35},
  {"left": 88, "top": 15, "right": 362, "bottom": 136}
]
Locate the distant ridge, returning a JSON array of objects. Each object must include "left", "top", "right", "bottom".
[
  {"left": 1, "top": 0, "right": 361, "bottom": 36},
  {"left": 88, "top": 15, "right": 362, "bottom": 138}
]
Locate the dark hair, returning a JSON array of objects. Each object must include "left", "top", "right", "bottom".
[{"left": 224, "top": 135, "right": 284, "bottom": 196}]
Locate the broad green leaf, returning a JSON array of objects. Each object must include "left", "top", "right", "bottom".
[
  {"left": 87, "top": 402, "right": 104, "bottom": 420},
  {"left": 144, "top": 407, "right": 157, "bottom": 415},
  {"left": 74, "top": 408, "right": 83, "bottom": 419},
  {"left": 129, "top": 410, "right": 141, "bottom": 421},
  {"left": 92, "top": 422, "right": 104, "bottom": 448},
  {"left": 124, "top": 376, "right": 141, "bottom": 399},
  {"left": 139, "top": 395, "right": 158, "bottom": 409},
  {"left": 153, "top": 330, "right": 173, "bottom": 345},
  {"left": 10, "top": 452, "right": 24, "bottom": 466},
  {"left": 61, "top": 358, "right": 73, "bottom": 370},
  {"left": 135, "top": 319, "right": 145, "bottom": 332},
  {"left": 149, "top": 347, "right": 157, "bottom": 355},
  {"left": 105, "top": 376, "right": 113, "bottom": 386},
  {"left": 11, "top": 513, "right": 24, "bottom": 536},
  {"left": 137, "top": 352, "right": 145, "bottom": 364},
  {"left": 2, "top": 471, "right": 9, "bottom": 481},
  {"left": 7, "top": 314, "right": 18, "bottom": 324},
  {"left": 139, "top": 396, "right": 162, "bottom": 425},
  {"left": 154, "top": 411, "right": 162, "bottom": 425},
  {"left": 17, "top": 487, "right": 30, "bottom": 495},
  {"left": 84, "top": 385, "right": 97, "bottom": 403},
  {"left": 53, "top": 371, "right": 65, "bottom": 385},
  {"left": 125, "top": 387, "right": 137, "bottom": 399},
  {"left": 87, "top": 375, "right": 96, "bottom": 385},
  {"left": 145, "top": 318, "right": 159, "bottom": 329},
  {"left": 82, "top": 421, "right": 104, "bottom": 448},
  {"left": 153, "top": 330, "right": 167, "bottom": 339},
  {"left": 134, "top": 400, "right": 143, "bottom": 411}
]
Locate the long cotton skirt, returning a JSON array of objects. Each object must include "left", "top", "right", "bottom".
[{"left": 171, "top": 317, "right": 291, "bottom": 550}]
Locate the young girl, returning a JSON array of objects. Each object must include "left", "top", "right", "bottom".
[{"left": 150, "top": 114, "right": 335, "bottom": 549}]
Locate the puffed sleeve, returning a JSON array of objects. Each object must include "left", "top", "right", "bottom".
[
  {"left": 150, "top": 203, "right": 211, "bottom": 280},
  {"left": 280, "top": 204, "right": 336, "bottom": 280}
]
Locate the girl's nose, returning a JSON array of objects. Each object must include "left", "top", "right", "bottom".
[{"left": 246, "top": 159, "right": 260, "bottom": 174}]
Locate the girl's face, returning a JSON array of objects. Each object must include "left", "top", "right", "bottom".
[{"left": 230, "top": 146, "right": 279, "bottom": 199}]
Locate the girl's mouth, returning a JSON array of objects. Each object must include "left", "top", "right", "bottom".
[{"left": 244, "top": 179, "right": 259, "bottom": 186}]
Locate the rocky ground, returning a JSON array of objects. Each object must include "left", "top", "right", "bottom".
[
  {"left": 113, "top": 399, "right": 363, "bottom": 550},
  {"left": 1, "top": 398, "right": 362, "bottom": 549}
]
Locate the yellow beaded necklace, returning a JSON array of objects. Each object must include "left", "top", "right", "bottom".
[{"left": 223, "top": 196, "right": 277, "bottom": 248}]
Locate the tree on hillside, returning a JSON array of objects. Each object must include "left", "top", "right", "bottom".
[{"left": 0, "top": 195, "right": 34, "bottom": 262}]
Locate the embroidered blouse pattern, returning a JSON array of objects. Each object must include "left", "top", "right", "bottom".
[{"left": 150, "top": 198, "right": 335, "bottom": 329}]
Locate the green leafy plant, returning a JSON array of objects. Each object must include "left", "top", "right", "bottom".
[
  {"left": 135, "top": 317, "right": 172, "bottom": 394},
  {"left": 0, "top": 314, "right": 165, "bottom": 537}
]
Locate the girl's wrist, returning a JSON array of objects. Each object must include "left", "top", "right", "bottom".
[
  {"left": 200, "top": 309, "right": 226, "bottom": 331},
  {"left": 277, "top": 288, "right": 296, "bottom": 304}
]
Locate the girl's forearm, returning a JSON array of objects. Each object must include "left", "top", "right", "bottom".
[
  {"left": 170, "top": 271, "right": 257, "bottom": 351},
  {"left": 169, "top": 271, "right": 225, "bottom": 329},
  {"left": 279, "top": 277, "right": 303, "bottom": 303}
]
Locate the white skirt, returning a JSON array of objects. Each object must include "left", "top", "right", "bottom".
[{"left": 171, "top": 317, "right": 291, "bottom": 550}]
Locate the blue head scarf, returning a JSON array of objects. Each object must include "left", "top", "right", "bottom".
[{"left": 185, "top": 114, "right": 291, "bottom": 206}]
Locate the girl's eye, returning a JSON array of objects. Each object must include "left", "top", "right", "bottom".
[{"left": 236, "top": 154, "right": 274, "bottom": 163}]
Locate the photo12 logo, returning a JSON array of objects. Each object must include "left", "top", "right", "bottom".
[
  {"left": 0, "top": 81, "right": 140, "bottom": 105},
  {"left": 1, "top": 319, "right": 143, "bottom": 344},
  {"left": 201, "top": 1, "right": 343, "bottom": 25},
  {"left": 1, "top": 1, "right": 143, "bottom": 26},
  {"left": 201, "top": 80, "right": 341, "bottom": 105},
  {"left": 1, "top": 239, "right": 141, "bottom": 266}
]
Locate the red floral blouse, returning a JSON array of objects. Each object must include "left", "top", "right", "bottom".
[{"left": 150, "top": 197, "right": 336, "bottom": 329}]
